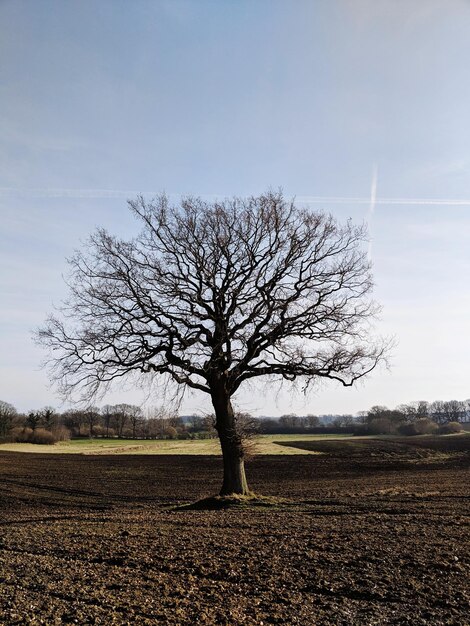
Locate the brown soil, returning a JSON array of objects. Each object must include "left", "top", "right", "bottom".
[{"left": 0, "top": 435, "right": 469, "bottom": 625}]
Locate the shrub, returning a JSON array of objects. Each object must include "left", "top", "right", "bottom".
[
  {"left": 9, "top": 427, "right": 34, "bottom": 443},
  {"left": 164, "top": 426, "right": 178, "bottom": 439},
  {"left": 178, "top": 430, "right": 191, "bottom": 440},
  {"left": 367, "top": 417, "right": 398, "bottom": 435},
  {"left": 29, "top": 428, "right": 56, "bottom": 445},
  {"left": 51, "top": 425, "right": 71, "bottom": 441},
  {"left": 439, "top": 421, "right": 463, "bottom": 435},
  {"left": 192, "top": 431, "right": 215, "bottom": 439},
  {"left": 399, "top": 418, "right": 438, "bottom": 436},
  {"left": 91, "top": 424, "right": 107, "bottom": 437},
  {"left": 92, "top": 426, "right": 116, "bottom": 438},
  {"left": 9, "top": 427, "right": 57, "bottom": 444}
]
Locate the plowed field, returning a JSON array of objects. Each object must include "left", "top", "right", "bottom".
[{"left": 0, "top": 436, "right": 469, "bottom": 625}]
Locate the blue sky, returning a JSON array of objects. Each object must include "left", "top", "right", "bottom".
[{"left": 1, "top": 0, "right": 470, "bottom": 415}]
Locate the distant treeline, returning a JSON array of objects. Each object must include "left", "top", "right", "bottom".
[
  {"left": 257, "top": 400, "right": 469, "bottom": 436},
  {"left": 0, "top": 402, "right": 215, "bottom": 443},
  {"left": 0, "top": 398, "right": 468, "bottom": 444}
]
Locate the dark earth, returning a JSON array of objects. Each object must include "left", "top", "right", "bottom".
[{"left": 0, "top": 435, "right": 469, "bottom": 625}]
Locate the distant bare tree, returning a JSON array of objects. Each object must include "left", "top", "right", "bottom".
[
  {"left": 127, "top": 405, "right": 143, "bottom": 438},
  {"left": 37, "top": 191, "right": 388, "bottom": 495},
  {"left": 101, "top": 405, "right": 115, "bottom": 437},
  {"left": 187, "top": 414, "right": 204, "bottom": 432},
  {"left": 430, "top": 400, "right": 447, "bottom": 425},
  {"left": 367, "top": 405, "right": 390, "bottom": 421},
  {"left": 112, "top": 404, "right": 130, "bottom": 438},
  {"left": 84, "top": 406, "right": 100, "bottom": 437},
  {"left": 444, "top": 400, "right": 466, "bottom": 422},
  {"left": 332, "top": 414, "right": 355, "bottom": 429},
  {"left": 397, "top": 401, "right": 430, "bottom": 422},
  {"left": 40, "top": 407, "right": 56, "bottom": 430},
  {"left": 414, "top": 401, "right": 430, "bottom": 419},
  {"left": 304, "top": 414, "right": 320, "bottom": 428},
  {"left": 0, "top": 401, "right": 17, "bottom": 438},
  {"left": 279, "top": 414, "right": 301, "bottom": 429},
  {"left": 61, "top": 409, "right": 84, "bottom": 436},
  {"left": 430, "top": 400, "right": 466, "bottom": 424},
  {"left": 396, "top": 403, "right": 417, "bottom": 421},
  {"left": 26, "top": 411, "right": 42, "bottom": 432},
  {"left": 364, "top": 405, "right": 404, "bottom": 434}
]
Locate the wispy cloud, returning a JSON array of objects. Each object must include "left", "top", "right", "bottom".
[{"left": 3, "top": 187, "right": 470, "bottom": 206}]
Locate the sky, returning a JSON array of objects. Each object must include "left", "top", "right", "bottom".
[{"left": 1, "top": 0, "right": 470, "bottom": 416}]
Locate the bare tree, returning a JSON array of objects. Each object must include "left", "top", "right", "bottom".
[
  {"left": 26, "top": 411, "right": 42, "bottom": 432},
  {"left": 187, "top": 414, "right": 205, "bottom": 432},
  {"left": 365, "top": 405, "right": 404, "bottom": 434},
  {"left": 84, "top": 406, "right": 100, "bottom": 438},
  {"left": 332, "top": 414, "right": 355, "bottom": 429},
  {"left": 101, "top": 404, "right": 114, "bottom": 437},
  {"left": 430, "top": 400, "right": 447, "bottom": 425},
  {"left": 40, "top": 407, "right": 56, "bottom": 430},
  {"left": 444, "top": 400, "right": 466, "bottom": 422},
  {"left": 430, "top": 399, "right": 466, "bottom": 424},
  {"left": 144, "top": 405, "right": 178, "bottom": 438},
  {"left": 279, "top": 414, "right": 301, "bottom": 429},
  {"left": 37, "top": 191, "right": 387, "bottom": 495},
  {"left": 61, "top": 409, "right": 84, "bottom": 436},
  {"left": 304, "top": 414, "right": 320, "bottom": 428},
  {"left": 414, "top": 400, "right": 430, "bottom": 419},
  {"left": 113, "top": 404, "right": 130, "bottom": 438},
  {"left": 397, "top": 401, "right": 430, "bottom": 422},
  {"left": 127, "top": 405, "right": 143, "bottom": 438},
  {"left": 0, "top": 401, "right": 17, "bottom": 439}
]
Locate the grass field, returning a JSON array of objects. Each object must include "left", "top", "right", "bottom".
[{"left": 0, "top": 433, "right": 350, "bottom": 455}]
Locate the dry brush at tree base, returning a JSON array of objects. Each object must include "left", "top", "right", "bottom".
[
  {"left": 37, "top": 192, "right": 388, "bottom": 496},
  {"left": 0, "top": 436, "right": 468, "bottom": 625}
]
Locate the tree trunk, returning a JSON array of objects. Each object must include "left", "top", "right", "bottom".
[{"left": 211, "top": 382, "right": 250, "bottom": 496}]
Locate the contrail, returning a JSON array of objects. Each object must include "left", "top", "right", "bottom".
[
  {"left": 0, "top": 187, "right": 154, "bottom": 199},
  {"left": 0, "top": 188, "right": 220, "bottom": 200},
  {"left": 367, "top": 165, "right": 378, "bottom": 261},
  {"left": 2, "top": 187, "right": 470, "bottom": 205},
  {"left": 297, "top": 196, "right": 470, "bottom": 206},
  {"left": 368, "top": 165, "right": 378, "bottom": 218}
]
